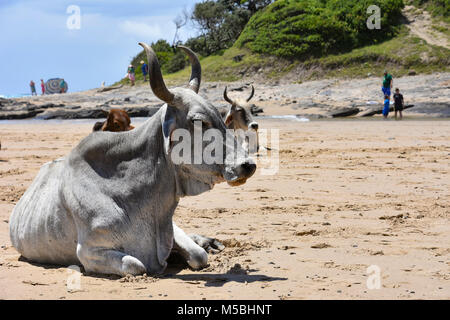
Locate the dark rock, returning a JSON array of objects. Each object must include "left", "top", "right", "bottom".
[
  {"left": 250, "top": 104, "right": 264, "bottom": 115},
  {"left": 0, "top": 110, "right": 45, "bottom": 120},
  {"left": 407, "top": 102, "right": 449, "bottom": 117},
  {"left": 329, "top": 107, "right": 360, "bottom": 118},
  {"left": 41, "top": 106, "right": 158, "bottom": 120},
  {"left": 360, "top": 104, "right": 415, "bottom": 117},
  {"left": 123, "top": 106, "right": 161, "bottom": 118},
  {"left": 37, "top": 109, "right": 108, "bottom": 120},
  {"left": 292, "top": 101, "right": 329, "bottom": 110},
  {"left": 38, "top": 103, "right": 65, "bottom": 109}
]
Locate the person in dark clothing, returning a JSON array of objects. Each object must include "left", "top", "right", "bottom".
[{"left": 393, "top": 88, "right": 404, "bottom": 120}]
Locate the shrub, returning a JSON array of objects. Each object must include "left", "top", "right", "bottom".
[{"left": 236, "top": 0, "right": 405, "bottom": 59}]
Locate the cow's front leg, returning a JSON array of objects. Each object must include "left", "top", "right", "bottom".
[
  {"left": 77, "top": 244, "right": 146, "bottom": 276},
  {"left": 188, "top": 234, "right": 225, "bottom": 254},
  {"left": 172, "top": 222, "right": 208, "bottom": 270}
]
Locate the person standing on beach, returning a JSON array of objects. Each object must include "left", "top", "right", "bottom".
[
  {"left": 141, "top": 60, "right": 148, "bottom": 82},
  {"left": 382, "top": 94, "right": 390, "bottom": 119},
  {"left": 59, "top": 79, "right": 66, "bottom": 93},
  {"left": 29, "top": 80, "right": 37, "bottom": 96},
  {"left": 393, "top": 88, "right": 404, "bottom": 120},
  {"left": 382, "top": 70, "right": 393, "bottom": 97},
  {"left": 127, "top": 64, "right": 135, "bottom": 86},
  {"left": 40, "top": 79, "right": 45, "bottom": 95}
]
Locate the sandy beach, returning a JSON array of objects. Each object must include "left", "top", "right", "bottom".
[{"left": 0, "top": 116, "right": 449, "bottom": 300}]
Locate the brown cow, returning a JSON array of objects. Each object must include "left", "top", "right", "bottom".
[{"left": 93, "top": 109, "right": 135, "bottom": 132}]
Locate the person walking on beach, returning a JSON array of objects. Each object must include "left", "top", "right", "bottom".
[
  {"left": 40, "top": 79, "right": 45, "bottom": 95},
  {"left": 382, "top": 70, "right": 393, "bottom": 97},
  {"left": 127, "top": 64, "right": 135, "bottom": 86},
  {"left": 382, "top": 94, "right": 390, "bottom": 119},
  {"left": 141, "top": 60, "right": 148, "bottom": 82},
  {"left": 29, "top": 80, "right": 37, "bottom": 96},
  {"left": 393, "top": 88, "right": 404, "bottom": 120}
]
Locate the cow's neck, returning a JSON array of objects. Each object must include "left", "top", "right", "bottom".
[{"left": 81, "top": 108, "right": 180, "bottom": 214}]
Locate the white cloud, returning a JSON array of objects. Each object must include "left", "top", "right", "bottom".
[{"left": 119, "top": 20, "right": 164, "bottom": 40}]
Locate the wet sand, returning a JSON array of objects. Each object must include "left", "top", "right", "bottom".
[{"left": 0, "top": 118, "right": 449, "bottom": 299}]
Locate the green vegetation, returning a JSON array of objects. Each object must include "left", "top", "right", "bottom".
[
  {"left": 118, "top": 0, "right": 449, "bottom": 86},
  {"left": 163, "top": 25, "right": 449, "bottom": 85},
  {"left": 187, "top": 0, "right": 273, "bottom": 55},
  {"left": 409, "top": 0, "right": 449, "bottom": 21},
  {"left": 121, "top": 39, "right": 187, "bottom": 84},
  {"left": 237, "top": 0, "right": 405, "bottom": 59},
  {"left": 308, "top": 26, "right": 449, "bottom": 79},
  {"left": 165, "top": 46, "right": 266, "bottom": 84}
]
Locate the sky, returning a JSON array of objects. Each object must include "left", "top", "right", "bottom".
[{"left": 0, "top": 0, "right": 200, "bottom": 96}]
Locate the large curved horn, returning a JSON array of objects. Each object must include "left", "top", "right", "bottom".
[
  {"left": 139, "top": 42, "right": 174, "bottom": 104},
  {"left": 177, "top": 45, "right": 201, "bottom": 93},
  {"left": 223, "top": 86, "right": 234, "bottom": 105},
  {"left": 178, "top": 46, "right": 201, "bottom": 93},
  {"left": 246, "top": 85, "right": 255, "bottom": 102}
]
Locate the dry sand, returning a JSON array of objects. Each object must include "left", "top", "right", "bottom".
[{"left": 0, "top": 117, "right": 449, "bottom": 300}]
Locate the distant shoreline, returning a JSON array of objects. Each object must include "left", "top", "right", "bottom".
[{"left": 1, "top": 73, "right": 449, "bottom": 120}]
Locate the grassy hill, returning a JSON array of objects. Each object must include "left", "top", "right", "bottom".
[{"left": 119, "top": 0, "right": 449, "bottom": 86}]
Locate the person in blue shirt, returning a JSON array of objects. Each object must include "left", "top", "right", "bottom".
[
  {"left": 382, "top": 94, "right": 390, "bottom": 119},
  {"left": 141, "top": 60, "right": 149, "bottom": 82}
]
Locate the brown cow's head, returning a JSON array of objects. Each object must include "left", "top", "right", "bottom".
[{"left": 92, "top": 109, "right": 135, "bottom": 132}]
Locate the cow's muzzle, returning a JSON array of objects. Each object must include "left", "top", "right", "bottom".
[{"left": 226, "top": 160, "right": 256, "bottom": 187}]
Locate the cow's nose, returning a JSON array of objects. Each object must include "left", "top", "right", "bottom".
[
  {"left": 250, "top": 122, "right": 258, "bottom": 130},
  {"left": 241, "top": 160, "right": 256, "bottom": 177}
]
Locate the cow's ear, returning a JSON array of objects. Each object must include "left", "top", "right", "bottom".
[
  {"left": 224, "top": 105, "right": 235, "bottom": 127},
  {"left": 93, "top": 121, "right": 104, "bottom": 132},
  {"left": 224, "top": 112, "right": 233, "bottom": 126},
  {"left": 161, "top": 105, "right": 177, "bottom": 155}
]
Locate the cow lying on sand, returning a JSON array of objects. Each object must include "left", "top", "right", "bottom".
[
  {"left": 93, "top": 109, "right": 134, "bottom": 132},
  {"left": 9, "top": 44, "right": 256, "bottom": 276},
  {"left": 223, "top": 85, "right": 259, "bottom": 153}
]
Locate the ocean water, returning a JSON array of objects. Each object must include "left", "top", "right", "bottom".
[
  {"left": 257, "top": 115, "right": 310, "bottom": 122},
  {"left": 0, "top": 93, "right": 31, "bottom": 99}
]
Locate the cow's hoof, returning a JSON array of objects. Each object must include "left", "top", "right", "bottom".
[
  {"left": 187, "top": 249, "right": 208, "bottom": 270},
  {"left": 121, "top": 255, "right": 147, "bottom": 275},
  {"left": 189, "top": 234, "right": 225, "bottom": 254}
]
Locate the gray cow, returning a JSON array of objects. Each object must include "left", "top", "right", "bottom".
[
  {"left": 9, "top": 43, "right": 256, "bottom": 277},
  {"left": 223, "top": 85, "right": 259, "bottom": 153}
]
